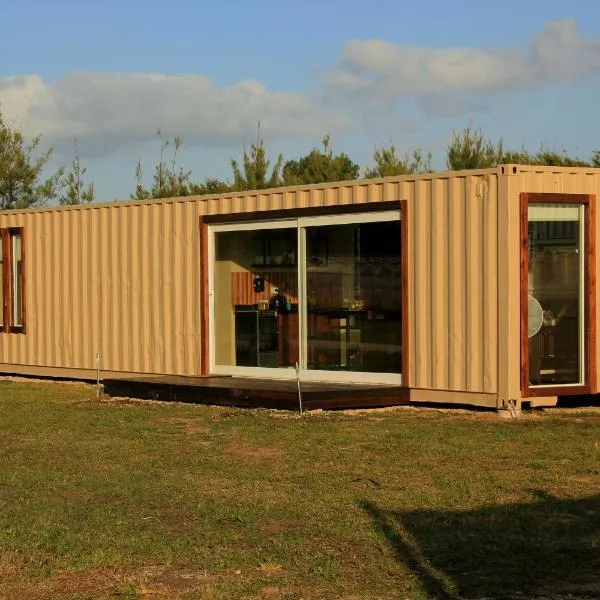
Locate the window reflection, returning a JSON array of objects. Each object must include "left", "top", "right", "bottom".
[{"left": 527, "top": 204, "right": 583, "bottom": 386}]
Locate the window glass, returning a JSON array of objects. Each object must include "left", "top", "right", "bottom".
[
  {"left": 11, "top": 232, "right": 23, "bottom": 328},
  {"left": 527, "top": 204, "right": 583, "bottom": 385},
  {"left": 0, "top": 235, "right": 3, "bottom": 327}
]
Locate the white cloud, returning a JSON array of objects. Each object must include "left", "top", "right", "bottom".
[
  {"left": 1, "top": 18, "right": 598, "bottom": 158},
  {"left": 325, "top": 18, "right": 600, "bottom": 115},
  {"left": 0, "top": 72, "right": 349, "bottom": 157}
]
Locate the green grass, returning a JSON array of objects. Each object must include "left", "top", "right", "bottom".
[{"left": 0, "top": 380, "right": 599, "bottom": 599}]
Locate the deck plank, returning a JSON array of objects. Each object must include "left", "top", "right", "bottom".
[{"left": 103, "top": 375, "right": 408, "bottom": 411}]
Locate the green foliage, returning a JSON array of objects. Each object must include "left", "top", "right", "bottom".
[
  {"left": 364, "top": 143, "right": 432, "bottom": 178},
  {"left": 0, "top": 110, "right": 63, "bottom": 209},
  {"left": 532, "top": 148, "right": 590, "bottom": 167},
  {"left": 230, "top": 134, "right": 283, "bottom": 191},
  {"left": 499, "top": 146, "right": 533, "bottom": 165},
  {"left": 282, "top": 135, "right": 360, "bottom": 185},
  {"left": 189, "top": 178, "right": 232, "bottom": 195},
  {"left": 502, "top": 144, "right": 591, "bottom": 167},
  {"left": 57, "top": 139, "right": 95, "bottom": 205},
  {"left": 446, "top": 126, "right": 504, "bottom": 171},
  {"left": 132, "top": 130, "right": 192, "bottom": 200},
  {"left": 448, "top": 127, "right": 596, "bottom": 171}
]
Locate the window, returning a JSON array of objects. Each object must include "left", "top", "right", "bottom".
[{"left": 0, "top": 227, "right": 25, "bottom": 333}]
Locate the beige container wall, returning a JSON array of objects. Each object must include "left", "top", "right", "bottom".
[
  {"left": 502, "top": 166, "right": 600, "bottom": 402},
  {"left": 5, "top": 166, "right": 599, "bottom": 397},
  {"left": 0, "top": 171, "right": 503, "bottom": 389},
  {"left": 199, "top": 173, "right": 500, "bottom": 393},
  {"left": 406, "top": 174, "right": 499, "bottom": 393},
  {"left": 0, "top": 200, "right": 202, "bottom": 376}
]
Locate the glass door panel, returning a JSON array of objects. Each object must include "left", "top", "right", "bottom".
[
  {"left": 303, "top": 220, "right": 402, "bottom": 374},
  {"left": 213, "top": 225, "right": 299, "bottom": 370},
  {"left": 527, "top": 204, "right": 584, "bottom": 386}
]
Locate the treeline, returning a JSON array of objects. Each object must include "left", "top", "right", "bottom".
[{"left": 1, "top": 109, "right": 599, "bottom": 210}]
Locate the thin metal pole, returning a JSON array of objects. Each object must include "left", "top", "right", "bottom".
[
  {"left": 295, "top": 361, "right": 303, "bottom": 416},
  {"left": 96, "top": 352, "right": 101, "bottom": 398}
]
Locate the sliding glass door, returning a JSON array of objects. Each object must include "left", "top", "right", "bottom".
[
  {"left": 300, "top": 213, "right": 402, "bottom": 381},
  {"left": 209, "top": 210, "right": 402, "bottom": 383},
  {"left": 211, "top": 220, "right": 299, "bottom": 374}
]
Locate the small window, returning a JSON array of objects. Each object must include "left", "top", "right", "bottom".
[
  {"left": 0, "top": 227, "right": 25, "bottom": 333},
  {"left": 10, "top": 230, "right": 23, "bottom": 330},
  {"left": 0, "top": 233, "right": 4, "bottom": 331}
]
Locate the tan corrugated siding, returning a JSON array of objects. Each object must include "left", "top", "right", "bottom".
[
  {"left": 0, "top": 199, "right": 203, "bottom": 376},
  {"left": 0, "top": 172, "right": 504, "bottom": 386},
  {"left": 407, "top": 173, "right": 499, "bottom": 393},
  {"left": 16, "top": 167, "right": 600, "bottom": 397},
  {"left": 430, "top": 178, "right": 449, "bottom": 389},
  {"left": 483, "top": 176, "right": 499, "bottom": 392}
]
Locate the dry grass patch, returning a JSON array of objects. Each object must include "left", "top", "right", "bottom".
[
  {"left": 224, "top": 444, "right": 286, "bottom": 462},
  {"left": 148, "top": 416, "right": 212, "bottom": 436}
]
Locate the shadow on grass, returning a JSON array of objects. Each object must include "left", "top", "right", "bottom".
[{"left": 361, "top": 492, "right": 600, "bottom": 599}]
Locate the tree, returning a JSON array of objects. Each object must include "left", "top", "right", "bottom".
[
  {"left": 57, "top": 139, "right": 95, "bottom": 205},
  {"left": 529, "top": 147, "right": 590, "bottom": 167},
  {"left": 282, "top": 135, "right": 359, "bottom": 185},
  {"left": 593, "top": 151, "right": 600, "bottom": 167},
  {"left": 501, "top": 144, "right": 591, "bottom": 167},
  {"left": 499, "top": 146, "right": 534, "bottom": 165},
  {"left": 189, "top": 178, "right": 232, "bottom": 195},
  {"left": 446, "top": 127, "right": 594, "bottom": 170},
  {"left": 230, "top": 132, "right": 283, "bottom": 191},
  {"left": 446, "top": 127, "right": 504, "bottom": 171},
  {"left": 0, "top": 110, "right": 63, "bottom": 209},
  {"left": 364, "top": 144, "right": 432, "bottom": 178},
  {"left": 132, "top": 130, "right": 192, "bottom": 199}
]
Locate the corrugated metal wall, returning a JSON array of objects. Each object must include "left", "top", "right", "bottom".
[
  {"left": 0, "top": 200, "right": 201, "bottom": 376},
  {"left": 405, "top": 173, "right": 499, "bottom": 393},
  {"left": 197, "top": 173, "right": 500, "bottom": 393},
  {"left": 6, "top": 166, "right": 598, "bottom": 397},
  {"left": 0, "top": 171, "right": 502, "bottom": 389}
]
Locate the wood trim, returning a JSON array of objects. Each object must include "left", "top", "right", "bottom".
[
  {"left": 519, "top": 193, "right": 593, "bottom": 205},
  {"left": 202, "top": 200, "right": 402, "bottom": 225},
  {"left": 199, "top": 218, "right": 210, "bottom": 375},
  {"left": 519, "top": 194, "right": 529, "bottom": 395},
  {"left": 8, "top": 227, "right": 25, "bottom": 334},
  {"left": 520, "top": 192, "right": 595, "bottom": 397},
  {"left": 527, "top": 385, "right": 591, "bottom": 398},
  {"left": 400, "top": 199, "right": 409, "bottom": 388},
  {"left": 0, "top": 230, "right": 8, "bottom": 332},
  {"left": 586, "top": 194, "right": 596, "bottom": 393}
]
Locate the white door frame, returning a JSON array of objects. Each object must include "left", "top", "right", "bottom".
[{"left": 208, "top": 210, "right": 402, "bottom": 385}]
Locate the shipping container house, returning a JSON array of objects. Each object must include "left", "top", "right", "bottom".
[{"left": 0, "top": 164, "right": 598, "bottom": 410}]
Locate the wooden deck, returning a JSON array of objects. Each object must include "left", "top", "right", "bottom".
[{"left": 102, "top": 375, "right": 409, "bottom": 410}]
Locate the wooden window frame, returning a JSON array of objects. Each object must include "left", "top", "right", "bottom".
[
  {"left": 520, "top": 193, "right": 596, "bottom": 397},
  {"left": 0, "top": 230, "right": 7, "bottom": 333},
  {"left": 0, "top": 227, "right": 26, "bottom": 334}
]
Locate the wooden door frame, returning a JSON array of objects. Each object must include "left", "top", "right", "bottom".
[{"left": 520, "top": 192, "right": 596, "bottom": 397}]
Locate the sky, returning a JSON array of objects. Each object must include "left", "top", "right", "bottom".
[{"left": 1, "top": 0, "right": 600, "bottom": 201}]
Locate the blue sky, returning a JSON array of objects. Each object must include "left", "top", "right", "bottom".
[{"left": 2, "top": 0, "right": 600, "bottom": 201}]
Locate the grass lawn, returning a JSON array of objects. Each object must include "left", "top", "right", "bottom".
[{"left": 0, "top": 380, "right": 599, "bottom": 600}]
